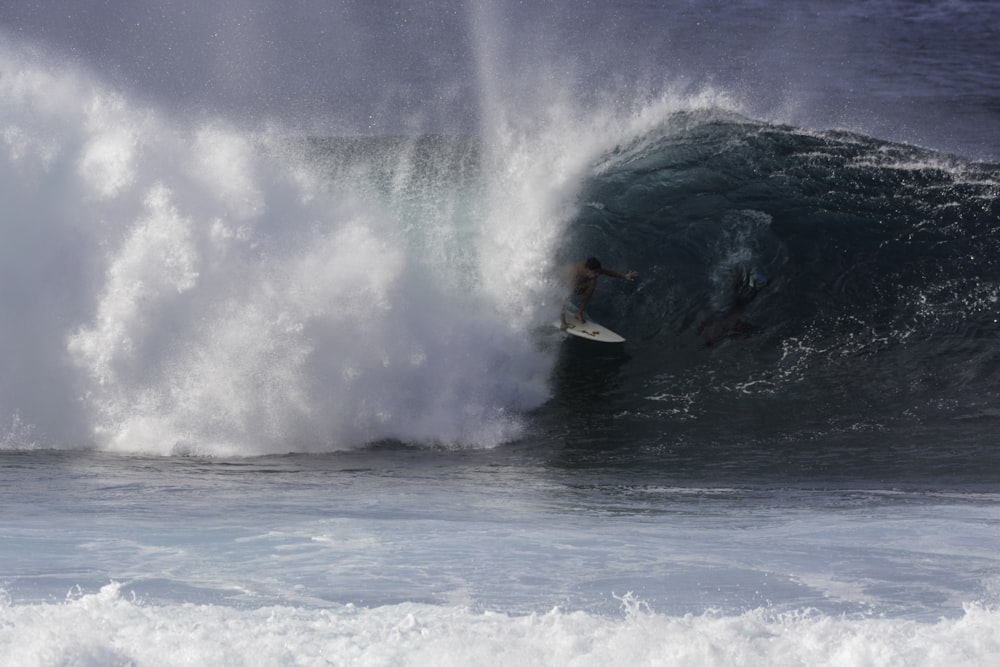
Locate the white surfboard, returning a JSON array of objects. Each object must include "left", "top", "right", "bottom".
[{"left": 557, "top": 309, "right": 625, "bottom": 343}]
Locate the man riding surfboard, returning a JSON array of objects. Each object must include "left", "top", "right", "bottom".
[{"left": 559, "top": 257, "right": 638, "bottom": 328}]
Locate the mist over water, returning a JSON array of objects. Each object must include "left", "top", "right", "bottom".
[{"left": 3, "top": 0, "right": 997, "bottom": 155}]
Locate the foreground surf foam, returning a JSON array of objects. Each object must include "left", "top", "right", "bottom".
[{"left": 3, "top": 584, "right": 999, "bottom": 666}]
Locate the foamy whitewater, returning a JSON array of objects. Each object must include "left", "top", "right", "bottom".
[
  {"left": 3, "top": 0, "right": 1000, "bottom": 665},
  {"left": 0, "top": 40, "right": 566, "bottom": 455}
]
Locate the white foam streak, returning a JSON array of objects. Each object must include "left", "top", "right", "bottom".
[
  {"left": 191, "top": 127, "right": 264, "bottom": 219},
  {"left": 3, "top": 584, "right": 999, "bottom": 667},
  {"left": 77, "top": 94, "right": 143, "bottom": 199},
  {"left": 68, "top": 185, "right": 199, "bottom": 386}
]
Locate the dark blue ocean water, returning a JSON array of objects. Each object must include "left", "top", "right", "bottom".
[{"left": 2, "top": 1, "right": 1000, "bottom": 664}]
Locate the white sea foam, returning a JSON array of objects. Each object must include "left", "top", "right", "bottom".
[
  {"left": 1, "top": 584, "right": 998, "bottom": 667},
  {"left": 1, "top": 40, "right": 592, "bottom": 455}
]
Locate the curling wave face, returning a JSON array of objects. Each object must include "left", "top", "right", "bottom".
[{"left": 544, "top": 112, "right": 1000, "bottom": 479}]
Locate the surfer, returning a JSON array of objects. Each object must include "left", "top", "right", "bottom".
[{"left": 559, "top": 257, "right": 638, "bottom": 327}]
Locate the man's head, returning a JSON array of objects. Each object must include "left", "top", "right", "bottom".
[{"left": 584, "top": 257, "right": 602, "bottom": 272}]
